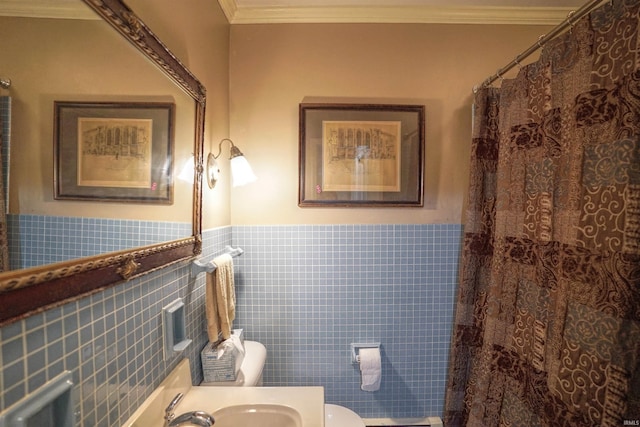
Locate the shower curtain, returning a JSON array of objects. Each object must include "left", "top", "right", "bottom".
[{"left": 444, "top": 1, "right": 640, "bottom": 426}]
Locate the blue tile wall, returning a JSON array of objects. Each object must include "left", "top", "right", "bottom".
[
  {"left": 7, "top": 214, "right": 191, "bottom": 270},
  {"left": 232, "top": 224, "right": 462, "bottom": 420},
  {"left": 0, "top": 226, "right": 231, "bottom": 427},
  {"left": 0, "top": 223, "right": 462, "bottom": 425}
]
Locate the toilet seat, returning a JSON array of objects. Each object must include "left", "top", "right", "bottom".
[{"left": 325, "top": 404, "right": 366, "bottom": 427}]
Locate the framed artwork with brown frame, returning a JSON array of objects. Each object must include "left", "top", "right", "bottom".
[
  {"left": 299, "top": 103, "right": 425, "bottom": 207},
  {"left": 54, "top": 101, "right": 175, "bottom": 204}
]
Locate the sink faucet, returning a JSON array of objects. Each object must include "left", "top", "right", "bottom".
[
  {"left": 165, "top": 393, "right": 215, "bottom": 427},
  {"left": 168, "top": 411, "right": 215, "bottom": 427},
  {"left": 165, "top": 393, "right": 184, "bottom": 427}
]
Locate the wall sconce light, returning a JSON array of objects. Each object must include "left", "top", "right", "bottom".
[{"left": 207, "top": 138, "right": 256, "bottom": 189}]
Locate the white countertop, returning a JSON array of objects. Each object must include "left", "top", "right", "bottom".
[
  {"left": 182, "top": 385, "right": 324, "bottom": 427},
  {"left": 122, "top": 358, "right": 324, "bottom": 427}
]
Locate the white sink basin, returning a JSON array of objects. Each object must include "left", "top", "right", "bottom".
[
  {"left": 213, "top": 404, "right": 302, "bottom": 427},
  {"left": 122, "top": 359, "right": 324, "bottom": 427},
  {"left": 182, "top": 386, "right": 322, "bottom": 427}
]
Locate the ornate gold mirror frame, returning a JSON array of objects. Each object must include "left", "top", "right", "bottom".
[{"left": 0, "top": 0, "right": 205, "bottom": 326}]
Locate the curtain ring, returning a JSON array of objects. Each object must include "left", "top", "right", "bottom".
[
  {"left": 514, "top": 58, "right": 522, "bottom": 69},
  {"left": 478, "top": 77, "right": 493, "bottom": 91},
  {"left": 537, "top": 35, "right": 545, "bottom": 48},
  {"left": 567, "top": 10, "right": 575, "bottom": 33},
  {"left": 496, "top": 70, "right": 504, "bottom": 82}
]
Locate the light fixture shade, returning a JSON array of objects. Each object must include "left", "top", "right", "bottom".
[
  {"left": 230, "top": 155, "right": 257, "bottom": 187},
  {"left": 177, "top": 155, "right": 195, "bottom": 183}
]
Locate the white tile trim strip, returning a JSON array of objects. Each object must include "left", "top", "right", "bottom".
[{"left": 363, "top": 415, "right": 443, "bottom": 426}]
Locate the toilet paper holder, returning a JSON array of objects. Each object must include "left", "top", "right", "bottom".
[{"left": 351, "top": 342, "right": 380, "bottom": 364}]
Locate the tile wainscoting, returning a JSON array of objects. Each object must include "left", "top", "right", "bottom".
[
  {"left": 0, "top": 226, "right": 229, "bottom": 426},
  {"left": 232, "top": 224, "right": 461, "bottom": 418},
  {"left": 0, "top": 223, "right": 461, "bottom": 425}
]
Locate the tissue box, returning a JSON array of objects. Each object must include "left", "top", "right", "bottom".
[{"left": 201, "top": 338, "right": 244, "bottom": 382}]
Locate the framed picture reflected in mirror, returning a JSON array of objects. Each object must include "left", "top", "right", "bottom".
[{"left": 54, "top": 101, "right": 175, "bottom": 204}]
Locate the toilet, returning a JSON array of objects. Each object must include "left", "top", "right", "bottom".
[
  {"left": 201, "top": 340, "right": 366, "bottom": 426},
  {"left": 325, "top": 403, "right": 366, "bottom": 427}
]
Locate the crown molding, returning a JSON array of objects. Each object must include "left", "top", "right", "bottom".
[
  {"left": 0, "top": 0, "right": 98, "bottom": 19},
  {"left": 218, "top": 0, "right": 238, "bottom": 24},
  {"left": 218, "top": 2, "right": 575, "bottom": 25}
]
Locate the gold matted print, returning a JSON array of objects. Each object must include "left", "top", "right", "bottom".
[
  {"left": 322, "top": 120, "right": 401, "bottom": 192},
  {"left": 77, "top": 117, "right": 152, "bottom": 188},
  {"left": 54, "top": 101, "right": 174, "bottom": 204},
  {"left": 299, "top": 103, "right": 424, "bottom": 207}
]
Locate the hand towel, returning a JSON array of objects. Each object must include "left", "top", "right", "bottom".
[{"left": 205, "top": 253, "right": 235, "bottom": 342}]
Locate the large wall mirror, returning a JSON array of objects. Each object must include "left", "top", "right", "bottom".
[{"left": 0, "top": 0, "right": 205, "bottom": 325}]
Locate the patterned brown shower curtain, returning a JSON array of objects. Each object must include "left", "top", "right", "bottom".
[{"left": 444, "top": 1, "right": 640, "bottom": 425}]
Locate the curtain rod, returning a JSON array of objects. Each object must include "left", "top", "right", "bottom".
[{"left": 473, "top": 0, "right": 609, "bottom": 93}]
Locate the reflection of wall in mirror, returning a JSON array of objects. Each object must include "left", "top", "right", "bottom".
[
  {"left": 1, "top": 12, "right": 196, "bottom": 269},
  {"left": 0, "top": 15, "right": 194, "bottom": 223}
]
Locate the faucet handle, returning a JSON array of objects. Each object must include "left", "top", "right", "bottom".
[{"left": 164, "top": 392, "right": 184, "bottom": 423}]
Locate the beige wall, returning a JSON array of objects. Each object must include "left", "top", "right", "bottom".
[
  {"left": 129, "top": 0, "right": 232, "bottom": 229},
  {"left": 2, "top": 0, "right": 231, "bottom": 228},
  {"left": 229, "top": 23, "right": 550, "bottom": 225},
  {"left": 1, "top": 15, "right": 194, "bottom": 222},
  {"left": 5, "top": 3, "right": 553, "bottom": 229}
]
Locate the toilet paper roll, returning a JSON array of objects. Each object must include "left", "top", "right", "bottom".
[{"left": 359, "top": 347, "right": 381, "bottom": 392}]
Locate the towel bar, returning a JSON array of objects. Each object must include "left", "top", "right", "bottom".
[{"left": 191, "top": 245, "right": 243, "bottom": 277}]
